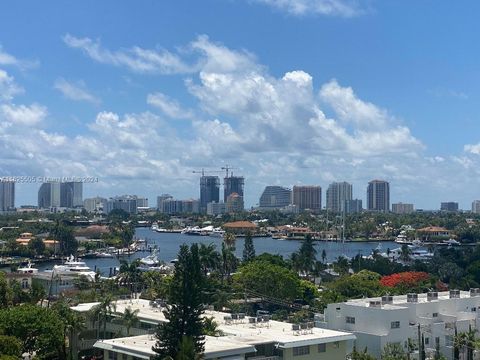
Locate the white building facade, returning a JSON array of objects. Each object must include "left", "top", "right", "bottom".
[{"left": 317, "top": 290, "right": 480, "bottom": 359}]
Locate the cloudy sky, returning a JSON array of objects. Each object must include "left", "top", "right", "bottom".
[{"left": 1, "top": 0, "right": 480, "bottom": 209}]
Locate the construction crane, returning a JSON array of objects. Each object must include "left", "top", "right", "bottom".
[
  {"left": 221, "top": 164, "right": 238, "bottom": 178},
  {"left": 192, "top": 168, "right": 222, "bottom": 177}
]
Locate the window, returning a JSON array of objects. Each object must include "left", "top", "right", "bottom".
[
  {"left": 333, "top": 341, "right": 340, "bottom": 349},
  {"left": 108, "top": 351, "right": 118, "bottom": 360},
  {"left": 293, "top": 346, "right": 310, "bottom": 356},
  {"left": 437, "top": 337, "right": 442, "bottom": 347},
  {"left": 318, "top": 343, "right": 326, "bottom": 353},
  {"left": 445, "top": 335, "right": 453, "bottom": 346},
  {"left": 346, "top": 316, "right": 355, "bottom": 324},
  {"left": 391, "top": 321, "right": 400, "bottom": 329},
  {"left": 472, "top": 307, "right": 477, "bottom": 312},
  {"left": 425, "top": 338, "right": 429, "bottom": 345},
  {"left": 432, "top": 312, "right": 438, "bottom": 317}
]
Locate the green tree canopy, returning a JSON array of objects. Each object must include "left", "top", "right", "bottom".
[
  {"left": 233, "top": 260, "right": 302, "bottom": 301},
  {"left": 0, "top": 304, "right": 64, "bottom": 358}
]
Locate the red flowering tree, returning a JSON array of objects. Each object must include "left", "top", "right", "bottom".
[{"left": 380, "top": 271, "right": 430, "bottom": 293}]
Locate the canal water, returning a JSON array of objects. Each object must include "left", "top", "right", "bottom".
[{"left": 38, "top": 227, "right": 398, "bottom": 275}]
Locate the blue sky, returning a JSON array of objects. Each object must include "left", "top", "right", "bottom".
[{"left": 1, "top": 0, "right": 480, "bottom": 209}]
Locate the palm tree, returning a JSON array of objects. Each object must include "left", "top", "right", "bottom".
[
  {"left": 89, "top": 294, "right": 116, "bottom": 339},
  {"left": 400, "top": 244, "right": 412, "bottom": 262},
  {"left": 117, "top": 259, "right": 142, "bottom": 297},
  {"left": 454, "top": 325, "right": 478, "bottom": 360},
  {"left": 221, "top": 242, "right": 237, "bottom": 283},
  {"left": 223, "top": 232, "right": 236, "bottom": 249},
  {"left": 122, "top": 306, "right": 140, "bottom": 336},
  {"left": 199, "top": 243, "right": 220, "bottom": 275},
  {"left": 321, "top": 249, "right": 327, "bottom": 264}
]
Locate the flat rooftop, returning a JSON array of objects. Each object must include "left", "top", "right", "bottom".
[
  {"left": 344, "top": 291, "right": 477, "bottom": 309},
  {"left": 94, "top": 334, "right": 256, "bottom": 360},
  {"left": 74, "top": 299, "right": 354, "bottom": 348}
]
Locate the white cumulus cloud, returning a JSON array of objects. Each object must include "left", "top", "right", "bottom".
[
  {"left": 54, "top": 78, "right": 100, "bottom": 105},
  {"left": 147, "top": 92, "right": 193, "bottom": 119},
  {"left": 249, "top": 0, "right": 368, "bottom": 17}
]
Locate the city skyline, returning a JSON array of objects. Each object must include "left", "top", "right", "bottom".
[{"left": 3, "top": 2, "right": 480, "bottom": 209}]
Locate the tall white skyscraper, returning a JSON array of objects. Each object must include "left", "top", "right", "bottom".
[
  {"left": 472, "top": 200, "right": 480, "bottom": 214},
  {"left": 326, "top": 182, "right": 352, "bottom": 213}
]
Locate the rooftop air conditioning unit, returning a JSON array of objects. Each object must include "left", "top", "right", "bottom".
[
  {"left": 381, "top": 295, "right": 393, "bottom": 304},
  {"left": 369, "top": 300, "right": 382, "bottom": 308},
  {"left": 427, "top": 292, "right": 438, "bottom": 301},
  {"left": 470, "top": 288, "right": 480, "bottom": 297},
  {"left": 450, "top": 290, "right": 460, "bottom": 299},
  {"left": 407, "top": 293, "right": 418, "bottom": 303}
]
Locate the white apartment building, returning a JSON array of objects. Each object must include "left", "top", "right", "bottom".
[
  {"left": 316, "top": 290, "right": 480, "bottom": 360},
  {"left": 72, "top": 299, "right": 355, "bottom": 360}
]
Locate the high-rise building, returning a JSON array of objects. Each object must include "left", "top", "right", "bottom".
[
  {"left": 181, "top": 199, "right": 200, "bottom": 214},
  {"left": 106, "top": 195, "right": 145, "bottom": 214},
  {"left": 472, "top": 200, "right": 480, "bottom": 214},
  {"left": 200, "top": 176, "right": 220, "bottom": 212},
  {"left": 392, "top": 202, "right": 414, "bottom": 214},
  {"left": 224, "top": 176, "right": 244, "bottom": 202},
  {"left": 207, "top": 201, "right": 226, "bottom": 216},
  {"left": 0, "top": 181, "right": 15, "bottom": 212},
  {"left": 345, "top": 199, "right": 362, "bottom": 214},
  {"left": 367, "top": 180, "right": 390, "bottom": 212},
  {"left": 292, "top": 185, "right": 322, "bottom": 213},
  {"left": 157, "top": 194, "right": 173, "bottom": 211},
  {"left": 226, "top": 193, "right": 244, "bottom": 213},
  {"left": 259, "top": 186, "right": 292, "bottom": 209},
  {"left": 84, "top": 197, "right": 107, "bottom": 213},
  {"left": 326, "top": 182, "right": 352, "bottom": 213},
  {"left": 38, "top": 182, "right": 61, "bottom": 208},
  {"left": 60, "top": 182, "right": 83, "bottom": 208},
  {"left": 441, "top": 202, "right": 459, "bottom": 212}
]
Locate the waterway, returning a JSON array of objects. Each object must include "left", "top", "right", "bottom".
[{"left": 38, "top": 227, "right": 398, "bottom": 275}]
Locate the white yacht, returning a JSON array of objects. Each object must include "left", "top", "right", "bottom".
[
  {"left": 210, "top": 227, "right": 225, "bottom": 237},
  {"left": 17, "top": 261, "right": 38, "bottom": 274},
  {"left": 51, "top": 255, "right": 96, "bottom": 281},
  {"left": 140, "top": 248, "right": 159, "bottom": 266}
]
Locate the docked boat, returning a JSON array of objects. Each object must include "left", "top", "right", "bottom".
[
  {"left": 51, "top": 255, "right": 96, "bottom": 281},
  {"left": 210, "top": 228, "right": 225, "bottom": 237},
  {"left": 442, "top": 239, "right": 461, "bottom": 246},
  {"left": 140, "top": 248, "right": 159, "bottom": 266},
  {"left": 17, "top": 261, "right": 38, "bottom": 274}
]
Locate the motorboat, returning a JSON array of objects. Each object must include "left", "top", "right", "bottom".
[
  {"left": 210, "top": 227, "right": 225, "bottom": 237},
  {"left": 381, "top": 245, "right": 433, "bottom": 263},
  {"left": 17, "top": 261, "right": 38, "bottom": 274},
  {"left": 95, "top": 252, "right": 114, "bottom": 258},
  {"left": 51, "top": 255, "right": 96, "bottom": 281},
  {"left": 140, "top": 248, "right": 159, "bottom": 266},
  {"left": 443, "top": 239, "right": 461, "bottom": 246}
]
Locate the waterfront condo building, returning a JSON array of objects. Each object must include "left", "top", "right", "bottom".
[
  {"left": 367, "top": 180, "right": 390, "bottom": 212},
  {"left": 259, "top": 185, "right": 292, "bottom": 209},
  {"left": 0, "top": 180, "right": 15, "bottom": 212},
  {"left": 293, "top": 185, "right": 322, "bottom": 213},
  {"left": 106, "top": 195, "right": 147, "bottom": 214},
  {"left": 392, "top": 202, "right": 414, "bottom": 214},
  {"left": 317, "top": 289, "right": 480, "bottom": 360},
  {"left": 200, "top": 175, "right": 220, "bottom": 212},
  {"left": 441, "top": 202, "right": 459, "bottom": 212},
  {"left": 326, "top": 182, "right": 352, "bottom": 213}
]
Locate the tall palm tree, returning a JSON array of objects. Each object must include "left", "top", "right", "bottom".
[
  {"left": 454, "top": 325, "right": 478, "bottom": 360},
  {"left": 122, "top": 306, "right": 140, "bottom": 336},
  {"left": 198, "top": 243, "right": 220, "bottom": 275},
  {"left": 89, "top": 294, "right": 116, "bottom": 339}
]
